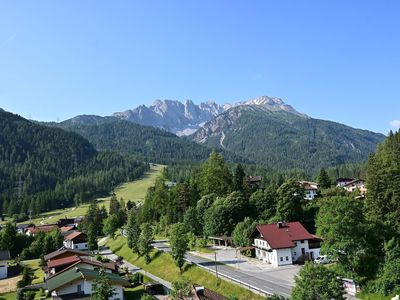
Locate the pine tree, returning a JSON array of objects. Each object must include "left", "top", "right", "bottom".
[
  {"left": 233, "top": 164, "right": 246, "bottom": 192},
  {"left": 138, "top": 223, "right": 153, "bottom": 264},
  {"left": 169, "top": 223, "right": 188, "bottom": 272},
  {"left": 91, "top": 268, "right": 116, "bottom": 300},
  {"left": 317, "top": 168, "right": 331, "bottom": 189},
  {"left": 126, "top": 211, "right": 141, "bottom": 254}
]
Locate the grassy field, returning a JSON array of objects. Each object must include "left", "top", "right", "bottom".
[
  {"left": 124, "top": 285, "right": 146, "bottom": 300},
  {"left": 0, "top": 292, "right": 16, "bottom": 300},
  {"left": 357, "top": 292, "right": 392, "bottom": 300},
  {"left": 106, "top": 234, "right": 264, "bottom": 300},
  {"left": 21, "top": 259, "right": 44, "bottom": 284},
  {"left": 13, "top": 164, "right": 164, "bottom": 226}
]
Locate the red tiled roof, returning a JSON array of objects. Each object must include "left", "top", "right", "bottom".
[
  {"left": 254, "top": 222, "right": 315, "bottom": 249},
  {"left": 60, "top": 225, "right": 75, "bottom": 232},
  {"left": 47, "top": 255, "right": 81, "bottom": 268},
  {"left": 44, "top": 248, "right": 89, "bottom": 261},
  {"left": 27, "top": 225, "right": 59, "bottom": 234},
  {"left": 65, "top": 231, "right": 85, "bottom": 241}
]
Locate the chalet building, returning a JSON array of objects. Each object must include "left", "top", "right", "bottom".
[
  {"left": 336, "top": 178, "right": 355, "bottom": 188},
  {"left": 0, "top": 250, "right": 10, "bottom": 279},
  {"left": 247, "top": 176, "right": 262, "bottom": 188},
  {"left": 46, "top": 255, "right": 117, "bottom": 278},
  {"left": 57, "top": 218, "right": 76, "bottom": 228},
  {"left": 26, "top": 224, "right": 59, "bottom": 236},
  {"left": 298, "top": 181, "right": 319, "bottom": 200},
  {"left": 343, "top": 179, "right": 367, "bottom": 194},
  {"left": 46, "top": 266, "right": 129, "bottom": 300},
  {"left": 44, "top": 248, "right": 90, "bottom": 263},
  {"left": 251, "top": 222, "right": 321, "bottom": 267},
  {"left": 63, "top": 232, "right": 89, "bottom": 251}
]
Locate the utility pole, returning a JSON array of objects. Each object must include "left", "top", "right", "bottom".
[{"left": 214, "top": 252, "right": 219, "bottom": 284}]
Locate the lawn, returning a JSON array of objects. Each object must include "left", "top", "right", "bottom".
[
  {"left": 124, "top": 285, "right": 146, "bottom": 300},
  {"left": 357, "top": 292, "right": 392, "bottom": 300},
  {"left": 106, "top": 234, "right": 264, "bottom": 300},
  {"left": 21, "top": 259, "right": 44, "bottom": 284},
  {"left": 12, "top": 164, "right": 164, "bottom": 226},
  {"left": 0, "top": 292, "right": 16, "bottom": 300}
]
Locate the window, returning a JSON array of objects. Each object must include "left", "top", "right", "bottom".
[
  {"left": 301, "top": 240, "right": 304, "bottom": 244},
  {"left": 286, "top": 256, "right": 289, "bottom": 261},
  {"left": 77, "top": 284, "right": 82, "bottom": 293},
  {"left": 294, "top": 242, "right": 297, "bottom": 246},
  {"left": 294, "top": 252, "right": 297, "bottom": 256},
  {"left": 280, "top": 257, "right": 283, "bottom": 262}
]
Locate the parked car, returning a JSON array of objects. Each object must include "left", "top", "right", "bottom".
[{"left": 314, "top": 255, "right": 331, "bottom": 264}]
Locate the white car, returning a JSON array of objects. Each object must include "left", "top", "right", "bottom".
[{"left": 314, "top": 255, "right": 331, "bottom": 264}]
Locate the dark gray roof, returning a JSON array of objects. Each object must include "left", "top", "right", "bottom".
[{"left": 0, "top": 250, "right": 10, "bottom": 260}]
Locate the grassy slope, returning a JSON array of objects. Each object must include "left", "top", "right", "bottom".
[
  {"left": 16, "top": 164, "right": 164, "bottom": 226},
  {"left": 357, "top": 293, "right": 392, "bottom": 300},
  {"left": 21, "top": 259, "right": 44, "bottom": 284},
  {"left": 0, "top": 292, "right": 16, "bottom": 300},
  {"left": 106, "top": 234, "right": 264, "bottom": 300}
]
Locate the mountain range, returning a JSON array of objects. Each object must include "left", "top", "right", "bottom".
[{"left": 48, "top": 96, "right": 385, "bottom": 172}]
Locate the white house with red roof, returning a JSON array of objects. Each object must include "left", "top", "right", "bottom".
[
  {"left": 251, "top": 222, "right": 321, "bottom": 267},
  {"left": 299, "top": 181, "right": 319, "bottom": 200},
  {"left": 63, "top": 231, "right": 89, "bottom": 251}
]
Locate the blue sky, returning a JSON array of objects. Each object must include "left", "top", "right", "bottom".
[{"left": 0, "top": 1, "right": 399, "bottom": 134}]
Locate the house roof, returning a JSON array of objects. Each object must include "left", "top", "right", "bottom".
[
  {"left": 27, "top": 225, "right": 59, "bottom": 234},
  {"left": 44, "top": 248, "right": 89, "bottom": 261},
  {"left": 60, "top": 225, "right": 75, "bottom": 233},
  {"left": 336, "top": 178, "right": 355, "bottom": 183},
  {"left": 46, "top": 267, "right": 130, "bottom": 291},
  {"left": 298, "top": 181, "right": 319, "bottom": 190},
  {"left": 253, "top": 222, "right": 315, "bottom": 249},
  {"left": 343, "top": 179, "right": 365, "bottom": 187},
  {"left": 47, "top": 255, "right": 117, "bottom": 273},
  {"left": 248, "top": 176, "right": 262, "bottom": 183},
  {"left": 64, "top": 231, "right": 86, "bottom": 241},
  {"left": 0, "top": 250, "right": 10, "bottom": 260},
  {"left": 47, "top": 255, "right": 81, "bottom": 268}
]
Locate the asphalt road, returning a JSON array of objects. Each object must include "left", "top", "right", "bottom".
[{"left": 152, "top": 241, "right": 293, "bottom": 298}]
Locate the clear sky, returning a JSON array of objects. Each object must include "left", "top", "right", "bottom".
[{"left": 0, "top": 1, "right": 399, "bottom": 134}]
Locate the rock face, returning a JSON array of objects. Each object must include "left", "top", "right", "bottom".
[
  {"left": 112, "top": 96, "right": 304, "bottom": 135},
  {"left": 191, "top": 105, "right": 385, "bottom": 171},
  {"left": 113, "top": 99, "right": 225, "bottom": 136}
]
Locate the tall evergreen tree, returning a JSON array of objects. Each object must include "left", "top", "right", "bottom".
[
  {"left": 233, "top": 163, "right": 246, "bottom": 192},
  {"left": 91, "top": 268, "right": 116, "bottom": 300},
  {"left": 169, "top": 222, "right": 189, "bottom": 272},
  {"left": 138, "top": 223, "right": 153, "bottom": 264},
  {"left": 126, "top": 211, "right": 141, "bottom": 254},
  {"left": 317, "top": 168, "right": 331, "bottom": 189},
  {"left": 198, "top": 151, "right": 232, "bottom": 197},
  {"left": 276, "top": 179, "right": 304, "bottom": 222}
]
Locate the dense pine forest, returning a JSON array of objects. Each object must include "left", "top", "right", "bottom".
[
  {"left": 0, "top": 109, "right": 148, "bottom": 219},
  {"left": 47, "top": 117, "right": 248, "bottom": 164}
]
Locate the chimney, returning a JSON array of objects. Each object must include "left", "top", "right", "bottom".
[{"left": 277, "top": 222, "right": 283, "bottom": 228}]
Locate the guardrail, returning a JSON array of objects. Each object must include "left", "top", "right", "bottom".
[{"left": 183, "top": 257, "right": 275, "bottom": 297}]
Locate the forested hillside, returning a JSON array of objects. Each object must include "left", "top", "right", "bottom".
[
  {"left": 0, "top": 109, "right": 148, "bottom": 219},
  {"left": 192, "top": 105, "right": 385, "bottom": 173},
  {"left": 50, "top": 117, "right": 248, "bottom": 164}
]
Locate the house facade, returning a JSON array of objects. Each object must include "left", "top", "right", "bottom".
[
  {"left": 343, "top": 179, "right": 366, "bottom": 194},
  {"left": 0, "top": 250, "right": 10, "bottom": 279},
  {"left": 299, "top": 181, "right": 319, "bottom": 200},
  {"left": 46, "top": 267, "right": 129, "bottom": 300},
  {"left": 252, "top": 222, "right": 321, "bottom": 267},
  {"left": 63, "top": 232, "right": 89, "bottom": 250}
]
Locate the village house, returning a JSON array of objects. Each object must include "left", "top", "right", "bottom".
[
  {"left": 44, "top": 248, "right": 90, "bottom": 263},
  {"left": 299, "top": 181, "right": 319, "bottom": 200},
  {"left": 336, "top": 178, "right": 355, "bottom": 188},
  {"left": 251, "top": 222, "right": 321, "bottom": 267},
  {"left": 46, "top": 266, "right": 129, "bottom": 300},
  {"left": 46, "top": 255, "right": 117, "bottom": 278},
  {"left": 25, "top": 224, "right": 59, "bottom": 236},
  {"left": 63, "top": 232, "right": 89, "bottom": 251},
  {"left": 0, "top": 250, "right": 10, "bottom": 279},
  {"left": 247, "top": 176, "right": 262, "bottom": 188},
  {"left": 343, "top": 179, "right": 367, "bottom": 194}
]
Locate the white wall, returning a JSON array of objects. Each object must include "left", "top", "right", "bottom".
[
  {"left": 73, "top": 242, "right": 89, "bottom": 250},
  {"left": 275, "top": 248, "right": 292, "bottom": 266},
  {"left": 56, "top": 279, "right": 124, "bottom": 300},
  {"left": 291, "top": 240, "right": 309, "bottom": 262},
  {"left": 0, "top": 261, "right": 7, "bottom": 279}
]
